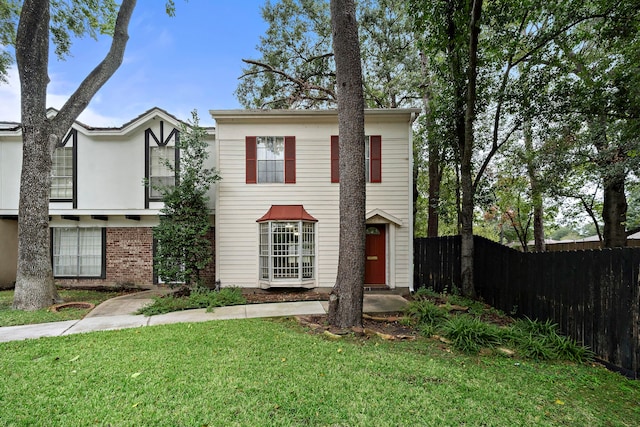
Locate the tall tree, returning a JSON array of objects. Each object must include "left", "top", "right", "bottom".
[
  {"left": 152, "top": 111, "right": 220, "bottom": 288},
  {"left": 7, "top": 0, "right": 137, "bottom": 310},
  {"left": 327, "top": 0, "right": 366, "bottom": 328}
]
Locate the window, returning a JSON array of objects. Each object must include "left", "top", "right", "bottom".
[
  {"left": 257, "top": 205, "right": 317, "bottom": 284},
  {"left": 52, "top": 228, "right": 104, "bottom": 278},
  {"left": 259, "top": 221, "right": 315, "bottom": 281},
  {"left": 145, "top": 122, "right": 179, "bottom": 207},
  {"left": 51, "top": 147, "right": 73, "bottom": 199},
  {"left": 246, "top": 136, "right": 295, "bottom": 184},
  {"left": 330, "top": 135, "right": 382, "bottom": 183},
  {"left": 149, "top": 146, "right": 175, "bottom": 198}
]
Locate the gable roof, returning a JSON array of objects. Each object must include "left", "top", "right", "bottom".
[{"left": 0, "top": 107, "right": 215, "bottom": 137}]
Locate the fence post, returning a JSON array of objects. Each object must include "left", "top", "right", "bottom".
[{"left": 633, "top": 261, "right": 640, "bottom": 379}]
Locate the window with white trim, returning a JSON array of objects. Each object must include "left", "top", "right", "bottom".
[
  {"left": 149, "top": 146, "right": 175, "bottom": 198},
  {"left": 246, "top": 136, "right": 296, "bottom": 184},
  {"left": 257, "top": 136, "right": 284, "bottom": 183},
  {"left": 51, "top": 147, "right": 73, "bottom": 199},
  {"left": 259, "top": 221, "right": 315, "bottom": 282},
  {"left": 52, "top": 228, "right": 104, "bottom": 278}
]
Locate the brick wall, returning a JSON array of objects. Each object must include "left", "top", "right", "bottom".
[
  {"left": 106, "top": 227, "right": 154, "bottom": 285},
  {"left": 56, "top": 226, "right": 216, "bottom": 289},
  {"left": 56, "top": 227, "right": 154, "bottom": 288}
]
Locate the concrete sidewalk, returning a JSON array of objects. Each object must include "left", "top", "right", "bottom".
[{"left": 0, "top": 293, "right": 408, "bottom": 344}]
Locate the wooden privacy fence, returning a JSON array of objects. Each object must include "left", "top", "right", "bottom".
[{"left": 414, "top": 236, "right": 640, "bottom": 377}]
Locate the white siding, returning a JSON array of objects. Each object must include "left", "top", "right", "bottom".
[{"left": 214, "top": 110, "right": 416, "bottom": 290}]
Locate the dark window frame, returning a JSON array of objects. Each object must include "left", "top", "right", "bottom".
[
  {"left": 145, "top": 121, "right": 180, "bottom": 208},
  {"left": 50, "top": 227, "right": 106, "bottom": 279},
  {"left": 50, "top": 129, "right": 78, "bottom": 208}
]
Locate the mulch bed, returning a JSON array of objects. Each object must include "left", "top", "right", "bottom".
[{"left": 243, "top": 289, "right": 417, "bottom": 340}]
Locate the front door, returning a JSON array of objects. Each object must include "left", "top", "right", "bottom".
[{"left": 365, "top": 224, "right": 386, "bottom": 286}]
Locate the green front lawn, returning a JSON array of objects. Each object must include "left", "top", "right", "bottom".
[
  {"left": 0, "top": 289, "right": 128, "bottom": 327},
  {"left": 1, "top": 318, "right": 638, "bottom": 426}
]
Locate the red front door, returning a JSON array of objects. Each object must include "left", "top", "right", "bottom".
[{"left": 365, "top": 224, "right": 386, "bottom": 286}]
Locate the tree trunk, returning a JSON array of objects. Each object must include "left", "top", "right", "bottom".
[
  {"left": 12, "top": 0, "right": 60, "bottom": 310},
  {"left": 328, "top": 0, "right": 366, "bottom": 328},
  {"left": 12, "top": 0, "right": 137, "bottom": 310},
  {"left": 460, "top": 0, "right": 482, "bottom": 298},
  {"left": 602, "top": 172, "right": 628, "bottom": 247},
  {"left": 13, "top": 125, "right": 61, "bottom": 309},
  {"left": 420, "top": 51, "right": 441, "bottom": 237},
  {"left": 524, "top": 117, "right": 545, "bottom": 252}
]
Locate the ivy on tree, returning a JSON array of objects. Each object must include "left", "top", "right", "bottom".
[{"left": 151, "top": 110, "right": 220, "bottom": 288}]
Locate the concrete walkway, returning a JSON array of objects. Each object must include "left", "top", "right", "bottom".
[{"left": 0, "top": 291, "right": 408, "bottom": 344}]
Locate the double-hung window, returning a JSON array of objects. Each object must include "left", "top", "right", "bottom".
[
  {"left": 149, "top": 146, "right": 176, "bottom": 198},
  {"left": 246, "top": 136, "right": 296, "bottom": 184},
  {"left": 330, "top": 135, "right": 382, "bottom": 183},
  {"left": 52, "top": 228, "right": 105, "bottom": 278},
  {"left": 51, "top": 147, "right": 73, "bottom": 199}
]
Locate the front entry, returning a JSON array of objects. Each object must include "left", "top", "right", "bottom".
[{"left": 365, "top": 224, "right": 386, "bottom": 287}]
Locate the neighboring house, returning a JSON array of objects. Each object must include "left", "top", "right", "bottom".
[
  {"left": 0, "top": 107, "right": 419, "bottom": 294},
  {"left": 543, "top": 230, "right": 640, "bottom": 252},
  {"left": 211, "top": 109, "right": 419, "bottom": 292},
  {"left": 0, "top": 108, "right": 216, "bottom": 289}
]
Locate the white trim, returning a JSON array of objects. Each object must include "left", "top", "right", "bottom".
[
  {"left": 408, "top": 112, "right": 417, "bottom": 292},
  {"left": 366, "top": 209, "right": 403, "bottom": 226}
]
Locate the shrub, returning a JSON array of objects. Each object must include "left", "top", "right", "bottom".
[
  {"left": 137, "top": 287, "right": 246, "bottom": 316},
  {"left": 405, "top": 299, "right": 449, "bottom": 327},
  {"left": 441, "top": 315, "right": 502, "bottom": 354},
  {"left": 412, "top": 287, "right": 439, "bottom": 300},
  {"left": 510, "top": 317, "right": 593, "bottom": 362}
]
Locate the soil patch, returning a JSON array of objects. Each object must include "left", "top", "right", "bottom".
[
  {"left": 50, "top": 302, "right": 95, "bottom": 312},
  {"left": 242, "top": 289, "right": 330, "bottom": 304}
]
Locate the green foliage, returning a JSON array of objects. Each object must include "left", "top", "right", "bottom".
[
  {"left": 2, "top": 320, "right": 638, "bottom": 426},
  {"left": 236, "top": 0, "right": 422, "bottom": 110},
  {"left": 511, "top": 317, "right": 594, "bottom": 363},
  {"left": 410, "top": 290, "right": 593, "bottom": 362},
  {"left": 405, "top": 299, "right": 449, "bottom": 327},
  {"left": 136, "top": 287, "right": 246, "bottom": 316},
  {"left": 151, "top": 110, "right": 220, "bottom": 288},
  {"left": 440, "top": 315, "right": 503, "bottom": 354},
  {"left": 0, "top": 0, "right": 121, "bottom": 80}
]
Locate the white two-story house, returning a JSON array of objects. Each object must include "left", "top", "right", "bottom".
[{"left": 0, "top": 107, "right": 418, "bottom": 293}]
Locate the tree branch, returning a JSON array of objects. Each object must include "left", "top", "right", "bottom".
[
  {"left": 473, "top": 120, "right": 521, "bottom": 192},
  {"left": 53, "top": 0, "right": 137, "bottom": 134},
  {"left": 241, "top": 58, "right": 336, "bottom": 100}
]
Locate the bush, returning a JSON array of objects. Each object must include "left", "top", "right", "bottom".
[
  {"left": 510, "top": 317, "right": 593, "bottom": 362},
  {"left": 137, "top": 287, "right": 246, "bottom": 316},
  {"left": 440, "top": 315, "right": 502, "bottom": 354},
  {"left": 405, "top": 299, "right": 449, "bottom": 327}
]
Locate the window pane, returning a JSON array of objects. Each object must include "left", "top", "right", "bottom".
[
  {"left": 51, "top": 147, "right": 73, "bottom": 199},
  {"left": 52, "top": 228, "right": 102, "bottom": 277},
  {"left": 79, "top": 229, "right": 102, "bottom": 276},
  {"left": 53, "top": 228, "right": 78, "bottom": 276},
  {"left": 364, "top": 136, "right": 370, "bottom": 183},
  {"left": 150, "top": 146, "right": 175, "bottom": 197},
  {"left": 260, "top": 221, "right": 315, "bottom": 282},
  {"left": 256, "top": 137, "right": 284, "bottom": 183}
]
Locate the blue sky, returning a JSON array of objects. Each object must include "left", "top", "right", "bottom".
[{"left": 0, "top": 0, "right": 269, "bottom": 126}]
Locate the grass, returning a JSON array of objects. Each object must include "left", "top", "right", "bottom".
[
  {"left": 0, "top": 289, "right": 128, "bottom": 327},
  {"left": 0, "top": 318, "right": 638, "bottom": 426},
  {"left": 405, "top": 292, "right": 595, "bottom": 363}
]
